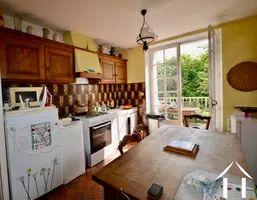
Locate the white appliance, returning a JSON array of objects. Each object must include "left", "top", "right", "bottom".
[
  {"left": 59, "top": 119, "right": 85, "bottom": 184},
  {"left": 9, "top": 87, "right": 43, "bottom": 108},
  {"left": 231, "top": 114, "right": 257, "bottom": 184},
  {"left": 74, "top": 112, "right": 118, "bottom": 167},
  {"left": 4, "top": 107, "right": 62, "bottom": 200}
]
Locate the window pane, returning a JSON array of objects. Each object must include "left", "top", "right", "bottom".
[
  {"left": 156, "top": 63, "right": 165, "bottom": 78},
  {"left": 153, "top": 50, "right": 164, "bottom": 65},
  {"left": 166, "top": 77, "right": 177, "bottom": 91},
  {"left": 165, "top": 47, "right": 177, "bottom": 61},
  {"left": 166, "top": 63, "right": 177, "bottom": 77},
  {"left": 157, "top": 79, "right": 165, "bottom": 92}
]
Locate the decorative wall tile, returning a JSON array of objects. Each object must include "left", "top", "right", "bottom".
[{"left": 2, "top": 82, "right": 146, "bottom": 122}]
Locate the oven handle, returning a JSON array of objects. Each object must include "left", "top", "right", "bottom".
[{"left": 92, "top": 122, "right": 111, "bottom": 130}]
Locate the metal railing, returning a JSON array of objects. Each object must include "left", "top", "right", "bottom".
[{"left": 158, "top": 97, "right": 209, "bottom": 110}]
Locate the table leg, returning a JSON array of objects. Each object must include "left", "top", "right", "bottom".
[{"left": 104, "top": 184, "right": 118, "bottom": 200}]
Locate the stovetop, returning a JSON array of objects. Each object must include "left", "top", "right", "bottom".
[{"left": 71, "top": 112, "right": 108, "bottom": 119}]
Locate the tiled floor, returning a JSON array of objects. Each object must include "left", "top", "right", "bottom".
[{"left": 38, "top": 144, "right": 135, "bottom": 200}]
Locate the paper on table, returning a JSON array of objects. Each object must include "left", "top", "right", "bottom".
[{"left": 203, "top": 183, "right": 256, "bottom": 200}]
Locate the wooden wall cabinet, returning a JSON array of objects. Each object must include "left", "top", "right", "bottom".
[
  {"left": 45, "top": 47, "right": 74, "bottom": 82},
  {"left": 0, "top": 27, "right": 74, "bottom": 83},
  {"left": 101, "top": 59, "right": 116, "bottom": 83},
  {"left": 0, "top": 39, "right": 45, "bottom": 80},
  {"left": 99, "top": 55, "right": 127, "bottom": 84}
]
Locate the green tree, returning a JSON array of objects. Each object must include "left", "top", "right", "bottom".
[{"left": 156, "top": 47, "right": 209, "bottom": 97}]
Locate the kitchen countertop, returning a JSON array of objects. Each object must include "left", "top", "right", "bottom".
[{"left": 107, "top": 107, "right": 138, "bottom": 115}]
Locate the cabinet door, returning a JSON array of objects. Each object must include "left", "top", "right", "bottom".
[
  {"left": 0, "top": 39, "right": 45, "bottom": 80},
  {"left": 240, "top": 120, "right": 257, "bottom": 183},
  {"left": 45, "top": 47, "right": 74, "bottom": 82},
  {"left": 115, "top": 62, "right": 127, "bottom": 84},
  {"left": 130, "top": 112, "right": 138, "bottom": 134},
  {"left": 101, "top": 59, "right": 115, "bottom": 83},
  {"left": 118, "top": 115, "right": 129, "bottom": 141}
]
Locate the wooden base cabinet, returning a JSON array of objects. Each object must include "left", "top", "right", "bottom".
[{"left": 99, "top": 55, "right": 127, "bottom": 84}]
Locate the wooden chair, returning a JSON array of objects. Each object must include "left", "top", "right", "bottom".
[
  {"left": 183, "top": 114, "right": 211, "bottom": 130},
  {"left": 135, "top": 123, "right": 149, "bottom": 140},
  {"left": 118, "top": 133, "right": 141, "bottom": 155},
  {"left": 118, "top": 188, "right": 130, "bottom": 200}
]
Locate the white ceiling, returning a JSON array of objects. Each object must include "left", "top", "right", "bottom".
[{"left": 1, "top": 0, "right": 257, "bottom": 49}]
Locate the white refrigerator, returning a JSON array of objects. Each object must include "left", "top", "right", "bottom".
[{"left": 4, "top": 107, "right": 62, "bottom": 200}]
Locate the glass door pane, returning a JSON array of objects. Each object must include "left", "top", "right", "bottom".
[
  {"left": 180, "top": 39, "right": 209, "bottom": 128},
  {"left": 152, "top": 46, "right": 180, "bottom": 126}
]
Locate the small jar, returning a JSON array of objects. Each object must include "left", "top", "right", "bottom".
[
  {"left": 27, "top": 26, "right": 35, "bottom": 35},
  {"left": 42, "top": 28, "right": 50, "bottom": 39},
  {"left": 53, "top": 32, "right": 61, "bottom": 42}
]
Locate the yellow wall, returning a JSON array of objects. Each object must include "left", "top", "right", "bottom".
[
  {"left": 220, "top": 15, "right": 257, "bottom": 129},
  {"left": 121, "top": 47, "right": 145, "bottom": 83},
  {"left": 124, "top": 15, "right": 257, "bottom": 130}
]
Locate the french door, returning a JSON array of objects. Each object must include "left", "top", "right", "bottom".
[
  {"left": 148, "top": 27, "right": 222, "bottom": 130},
  {"left": 149, "top": 44, "right": 182, "bottom": 126}
]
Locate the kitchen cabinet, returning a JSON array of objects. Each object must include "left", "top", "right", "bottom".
[
  {"left": 115, "top": 62, "right": 127, "bottom": 83},
  {"left": 100, "top": 59, "right": 116, "bottom": 83},
  {"left": 0, "top": 38, "right": 45, "bottom": 80},
  {"left": 231, "top": 114, "right": 257, "bottom": 184},
  {"left": 45, "top": 47, "right": 74, "bottom": 82},
  {"left": 99, "top": 54, "right": 127, "bottom": 84},
  {"left": 116, "top": 108, "right": 138, "bottom": 141},
  {"left": 0, "top": 27, "right": 74, "bottom": 83}
]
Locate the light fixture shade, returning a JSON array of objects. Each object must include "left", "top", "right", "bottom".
[
  {"left": 136, "top": 9, "right": 158, "bottom": 51},
  {"left": 136, "top": 27, "right": 155, "bottom": 45}
]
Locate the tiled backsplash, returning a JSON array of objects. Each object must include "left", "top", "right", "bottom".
[{"left": 2, "top": 82, "right": 146, "bottom": 122}]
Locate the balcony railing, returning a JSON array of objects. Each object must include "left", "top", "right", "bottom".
[{"left": 158, "top": 97, "right": 209, "bottom": 110}]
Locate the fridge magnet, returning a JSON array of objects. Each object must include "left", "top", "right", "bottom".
[{"left": 31, "top": 122, "right": 52, "bottom": 150}]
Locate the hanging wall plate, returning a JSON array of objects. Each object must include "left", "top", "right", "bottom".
[{"left": 227, "top": 61, "right": 257, "bottom": 91}]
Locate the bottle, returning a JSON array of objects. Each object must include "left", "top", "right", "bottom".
[
  {"left": 102, "top": 103, "right": 107, "bottom": 112},
  {"left": 98, "top": 104, "right": 102, "bottom": 112}
]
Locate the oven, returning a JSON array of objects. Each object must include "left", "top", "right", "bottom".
[{"left": 89, "top": 121, "right": 112, "bottom": 154}]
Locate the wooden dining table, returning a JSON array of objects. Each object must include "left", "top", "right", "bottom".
[{"left": 92, "top": 125, "right": 247, "bottom": 200}]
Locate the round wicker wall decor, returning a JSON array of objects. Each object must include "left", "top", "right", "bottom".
[{"left": 227, "top": 61, "right": 257, "bottom": 91}]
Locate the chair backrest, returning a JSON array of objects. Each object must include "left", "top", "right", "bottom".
[
  {"left": 118, "top": 133, "right": 140, "bottom": 155},
  {"left": 184, "top": 114, "right": 211, "bottom": 130},
  {"left": 118, "top": 188, "right": 130, "bottom": 200}
]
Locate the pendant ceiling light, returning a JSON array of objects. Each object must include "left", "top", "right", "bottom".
[{"left": 136, "top": 9, "right": 158, "bottom": 51}]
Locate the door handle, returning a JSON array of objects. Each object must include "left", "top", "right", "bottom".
[
  {"left": 92, "top": 122, "right": 111, "bottom": 129},
  {"left": 212, "top": 100, "right": 218, "bottom": 107}
]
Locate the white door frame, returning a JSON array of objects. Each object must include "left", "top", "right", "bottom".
[
  {"left": 0, "top": 71, "right": 10, "bottom": 200},
  {"left": 145, "top": 29, "right": 223, "bottom": 130}
]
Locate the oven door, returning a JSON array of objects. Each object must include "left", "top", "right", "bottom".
[{"left": 90, "top": 121, "right": 112, "bottom": 154}]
